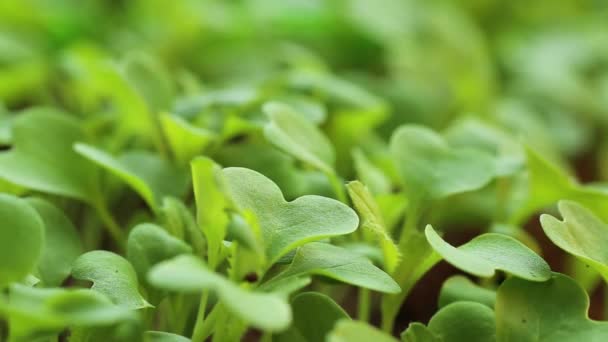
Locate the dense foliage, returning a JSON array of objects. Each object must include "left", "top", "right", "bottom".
[{"left": 1, "top": 0, "right": 608, "bottom": 341}]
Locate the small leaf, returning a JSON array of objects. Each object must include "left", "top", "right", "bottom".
[
  {"left": 160, "top": 113, "right": 215, "bottom": 165},
  {"left": 222, "top": 167, "right": 358, "bottom": 263},
  {"left": 122, "top": 53, "right": 174, "bottom": 111},
  {"left": 276, "top": 292, "right": 349, "bottom": 342},
  {"left": 0, "top": 194, "right": 44, "bottom": 287},
  {"left": 72, "top": 250, "right": 151, "bottom": 309},
  {"left": 144, "top": 331, "right": 190, "bottom": 342},
  {"left": 513, "top": 147, "right": 608, "bottom": 224},
  {"left": 263, "top": 101, "right": 335, "bottom": 173},
  {"left": 27, "top": 197, "right": 83, "bottom": 287},
  {"left": 496, "top": 273, "right": 608, "bottom": 341},
  {"left": 0, "top": 108, "right": 99, "bottom": 202},
  {"left": 438, "top": 275, "right": 496, "bottom": 309},
  {"left": 327, "top": 320, "right": 398, "bottom": 342},
  {"left": 75, "top": 144, "right": 188, "bottom": 210},
  {"left": 127, "top": 223, "right": 192, "bottom": 281},
  {"left": 401, "top": 323, "right": 439, "bottom": 342},
  {"left": 425, "top": 225, "right": 551, "bottom": 281},
  {"left": 347, "top": 181, "right": 400, "bottom": 272},
  {"left": 403, "top": 302, "right": 496, "bottom": 342},
  {"left": 148, "top": 255, "right": 291, "bottom": 331},
  {"left": 540, "top": 201, "right": 608, "bottom": 282},
  {"left": 264, "top": 242, "right": 400, "bottom": 294},
  {"left": 191, "top": 157, "right": 228, "bottom": 268},
  {"left": 390, "top": 125, "right": 495, "bottom": 201},
  {"left": 5, "top": 284, "right": 134, "bottom": 340}
]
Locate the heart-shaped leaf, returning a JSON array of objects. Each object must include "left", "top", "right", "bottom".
[
  {"left": 390, "top": 125, "right": 495, "bottom": 201},
  {"left": 0, "top": 194, "right": 44, "bottom": 287},
  {"left": 222, "top": 167, "right": 359, "bottom": 263},
  {"left": 148, "top": 255, "right": 291, "bottom": 331},
  {"left": 347, "top": 181, "right": 400, "bottom": 272},
  {"left": 263, "top": 101, "right": 335, "bottom": 174},
  {"left": 327, "top": 320, "right": 397, "bottom": 342},
  {"left": 0, "top": 108, "right": 99, "bottom": 202},
  {"left": 438, "top": 275, "right": 496, "bottom": 309},
  {"left": 27, "top": 197, "right": 83, "bottom": 287},
  {"left": 127, "top": 223, "right": 192, "bottom": 281},
  {"left": 276, "top": 292, "right": 349, "bottom": 342},
  {"left": 540, "top": 201, "right": 608, "bottom": 282},
  {"left": 425, "top": 225, "right": 551, "bottom": 281},
  {"left": 264, "top": 242, "right": 400, "bottom": 294},
  {"left": 402, "top": 302, "right": 496, "bottom": 342},
  {"left": 75, "top": 144, "right": 188, "bottom": 211},
  {"left": 72, "top": 250, "right": 151, "bottom": 309},
  {"left": 496, "top": 273, "right": 608, "bottom": 341}
]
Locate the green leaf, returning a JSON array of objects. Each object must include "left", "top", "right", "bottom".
[
  {"left": 402, "top": 302, "right": 496, "bottom": 342},
  {"left": 390, "top": 125, "right": 495, "bottom": 201},
  {"left": 264, "top": 242, "right": 400, "bottom": 294},
  {"left": 540, "top": 201, "right": 608, "bottom": 282},
  {"left": 0, "top": 194, "right": 44, "bottom": 287},
  {"left": 72, "top": 250, "right": 151, "bottom": 309},
  {"left": 512, "top": 147, "right": 608, "bottom": 224},
  {"left": 327, "top": 320, "right": 398, "bottom": 342},
  {"left": 425, "top": 225, "right": 551, "bottom": 281},
  {"left": 27, "top": 198, "right": 83, "bottom": 287},
  {"left": 263, "top": 101, "right": 335, "bottom": 173},
  {"left": 438, "top": 275, "right": 496, "bottom": 309},
  {"left": 401, "top": 323, "right": 439, "bottom": 342},
  {"left": 148, "top": 255, "right": 291, "bottom": 331},
  {"left": 160, "top": 113, "right": 215, "bottom": 165},
  {"left": 127, "top": 223, "right": 192, "bottom": 281},
  {"left": 5, "top": 284, "right": 134, "bottom": 340},
  {"left": 276, "top": 292, "right": 349, "bottom": 342},
  {"left": 496, "top": 273, "right": 608, "bottom": 341},
  {"left": 122, "top": 53, "right": 174, "bottom": 111},
  {"left": 0, "top": 108, "right": 99, "bottom": 202},
  {"left": 144, "top": 331, "right": 190, "bottom": 342},
  {"left": 347, "top": 180, "right": 400, "bottom": 272},
  {"left": 222, "top": 167, "right": 359, "bottom": 263},
  {"left": 75, "top": 144, "right": 188, "bottom": 210},
  {"left": 191, "top": 156, "right": 228, "bottom": 269}
]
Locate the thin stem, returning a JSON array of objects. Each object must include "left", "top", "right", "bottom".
[
  {"left": 357, "top": 288, "right": 371, "bottom": 322},
  {"left": 260, "top": 331, "right": 273, "bottom": 342},
  {"left": 191, "top": 291, "right": 209, "bottom": 342},
  {"left": 93, "top": 201, "right": 126, "bottom": 250},
  {"left": 327, "top": 171, "right": 347, "bottom": 203}
]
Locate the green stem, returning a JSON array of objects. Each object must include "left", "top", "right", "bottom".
[
  {"left": 357, "top": 288, "right": 371, "bottom": 322},
  {"left": 327, "top": 171, "right": 347, "bottom": 203},
  {"left": 381, "top": 201, "right": 439, "bottom": 333},
  {"left": 191, "top": 291, "right": 209, "bottom": 342},
  {"left": 93, "top": 201, "right": 126, "bottom": 250},
  {"left": 260, "top": 331, "right": 273, "bottom": 342}
]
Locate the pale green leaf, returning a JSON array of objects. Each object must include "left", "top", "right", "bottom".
[
  {"left": 72, "top": 250, "right": 151, "bottom": 309},
  {"left": 222, "top": 167, "right": 358, "bottom": 263},
  {"left": 0, "top": 194, "right": 44, "bottom": 287},
  {"left": 148, "top": 255, "right": 291, "bottom": 331},
  {"left": 425, "top": 225, "right": 551, "bottom": 281}
]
